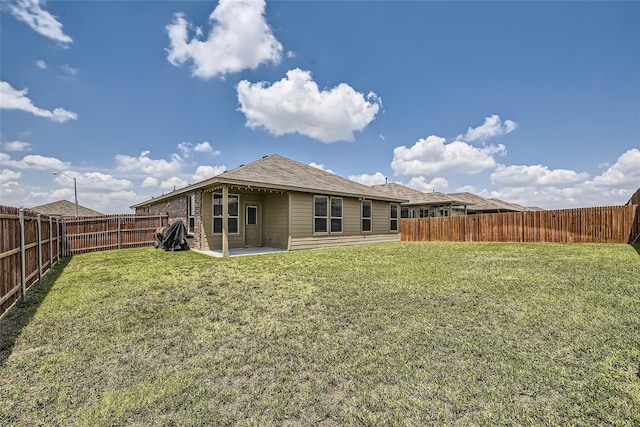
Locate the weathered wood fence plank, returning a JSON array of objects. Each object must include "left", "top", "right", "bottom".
[{"left": 401, "top": 205, "right": 640, "bottom": 244}]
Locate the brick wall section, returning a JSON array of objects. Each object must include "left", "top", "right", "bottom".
[{"left": 135, "top": 190, "right": 203, "bottom": 249}]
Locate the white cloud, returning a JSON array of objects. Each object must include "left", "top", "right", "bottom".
[
  {"left": 160, "top": 176, "right": 189, "bottom": 191},
  {"left": 587, "top": 148, "right": 640, "bottom": 188},
  {"left": 480, "top": 149, "right": 640, "bottom": 209},
  {"left": 286, "top": 50, "right": 296, "bottom": 59},
  {"left": 348, "top": 172, "right": 386, "bottom": 186},
  {"left": 194, "top": 141, "right": 215, "bottom": 153},
  {"left": 177, "top": 142, "right": 192, "bottom": 158},
  {"left": 81, "top": 172, "right": 133, "bottom": 192},
  {"left": 0, "top": 81, "right": 78, "bottom": 123},
  {"left": 237, "top": 68, "right": 382, "bottom": 143},
  {"left": 166, "top": 0, "right": 282, "bottom": 79},
  {"left": 2, "top": 140, "right": 32, "bottom": 151},
  {"left": 177, "top": 141, "right": 219, "bottom": 158},
  {"left": 77, "top": 190, "right": 139, "bottom": 215},
  {"left": 6, "top": 0, "right": 72, "bottom": 44},
  {"left": 22, "top": 154, "right": 69, "bottom": 170},
  {"left": 0, "top": 168, "right": 21, "bottom": 187},
  {"left": 461, "top": 115, "right": 517, "bottom": 142},
  {"left": 491, "top": 164, "right": 589, "bottom": 187},
  {"left": 309, "top": 162, "right": 334, "bottom": 174},
  {"left": 407, "top": 176, "right": 449, "bottom": 192},
  {"left": 115, "top": 150, "right": 183, "bottom": 177},
  {"left": 0, "top": 152, "right": 69, "bottom": 170},
  {"left": 61, "top": 64, "right": 79, "bottom": 77},
  {"left": 36, "top": 59, "right": 47, "bottom": 69},
  {"left": 142, "top": 177, "right": 159, "bottom": 188},
  {"left": 391, "top": 135, "right": 505, "bottom": 176},
  {"left": 192, "top": 165, "right": 226, "bottom": 182}
]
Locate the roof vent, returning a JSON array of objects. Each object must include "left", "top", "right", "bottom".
[{"left": 262, "top": 155, "right": 269, "bottom": 158}]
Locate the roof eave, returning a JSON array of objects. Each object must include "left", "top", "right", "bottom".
[{"left": 131, "top": 176, "right": 408, "bottom": 208}]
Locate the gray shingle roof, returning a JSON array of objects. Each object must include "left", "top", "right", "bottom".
[
  {"left": 30, "top": 200, "right": 104, "bottom": 217},
  {"left": 448, "top": 192, "right": 526, "bottom": 212},
  {"left": 372, "top": 183, "right": 473, "bottom": 206},
  {"left": 132, "top": 154, "right": 406, "bottom": 208}
]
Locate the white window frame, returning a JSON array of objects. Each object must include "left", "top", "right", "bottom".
[
  {"left": 330, "top": 197, "right": 343, "bottom": 234},
  {"left": 213, "top": 193, "right": 240, "bottom": 235},
  {"left": 313, "top": 196, "right": 344, "bottom": 234},
  {"left": 187, "top": 194, "right": 195, "bottom": 234},
  {"left": 361, "top": 200, "right": 372, "bottom": 233},
  {"left": 390, "top": 203, "right": 399, "bottom": 232},
  {"left": 246, "top": 205, "right": 258, "bottom": 226},
  {"left": 314, "top": 195, "right": 329, "bottom": 234}
]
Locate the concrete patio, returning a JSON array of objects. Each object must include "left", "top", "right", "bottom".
[{"left": 192, "top": 247, "right": 288, "bottom": 258}]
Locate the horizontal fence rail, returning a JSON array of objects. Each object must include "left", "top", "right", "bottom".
[
  {"left": 0, "top": 206, "right": 169, "bottom": 317},
  {"left": 401, "top": 205, "right": 640, "bottom": 244}
]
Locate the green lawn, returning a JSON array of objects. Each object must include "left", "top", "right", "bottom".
[{"left": 1, "top": 243, "right": 639, "bottom": 426}]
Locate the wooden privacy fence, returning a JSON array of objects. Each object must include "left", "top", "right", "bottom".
[
  {"left": 401, "top": 205, "right": 640, "bottom": 244},
  {"left": 0, "top": 207, "right": 169, "bottom": 317},
  {"left": 61, "top": 213, "right": 168, "bottom": 256},
  {"left": 1, "top": 206, "right": 61, "bottom": 316}
]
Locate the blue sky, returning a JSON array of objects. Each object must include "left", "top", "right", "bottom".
[{"left": 1, "top": 0, "right": 639, "bottom": 214}]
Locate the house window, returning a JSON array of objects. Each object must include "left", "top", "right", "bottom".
[
  {"left": 213, "top": 193, "right": 239, "bottom": 234},
  {"left": 331, "top": 198, "right": 343, "bottom": 233},
  {"left": 314, "top": 196, "right": 328, "bottom": 233},
  {"left": 187, "top": 195, "right": 195, "bottom": 233},
  {"left": 390, "top": 203, "right": 399, "bottom": 232},
  {"left": 314, "top": 196, "right": 343, "bottom": 234},
  {"left": 362, "top": 200, "right": 372, "bottom": 232},
  {"left": 246, "top": 205, "right": 258, "bottom": 225},
  {"left": 401, "top": 206, "right": 409, "bottom": 218},
  {"left": 439, "top": 208, "right": 450, "bottom": 217}
]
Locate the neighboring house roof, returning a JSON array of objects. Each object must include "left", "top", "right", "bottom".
[
  {"left": 448, "top": 192, "right": 527, "bottom": 212},
  {"left": 132, "top": 154, "right": 407, "bottom": 208},
  {"left": 372, "top": 183, "right": 473, "bottom": 207},
  {"left": 30, "top": 200, "right": 104, "bottom": 217},
  {"left": 487, "top": 198, "right": 529, "bottom": 212}
]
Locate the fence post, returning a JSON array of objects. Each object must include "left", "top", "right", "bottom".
[
  {"left": 57, "top": 217, "right": 62, "bottom": 258},
  {"left": 37, "top": 214, "right": 43, "bottom": 283},
  {"left": 61, "top": 218, "right": 69, "bottom": 256},
  {"left": 118, "top": 215, "right": 122, "bottom": 250},
  {"left": 49, "top": 216, "right": 54, "bottom": 269},
  {"left": 19, "top": 208, "right": 27, "bottom": 301}
]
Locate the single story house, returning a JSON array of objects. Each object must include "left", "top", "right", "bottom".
[
  {"left": 131, "top": 154, "right": 407, "bottom": 256},
  {"left": 448, "top": 192, "right": 542, "bottom": 214},
  {"left": 372, "top": 183, "right": 473, "bottom": 218},
  {"left": 30, "top": 200, "right": 104, "bottom": 217}
]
